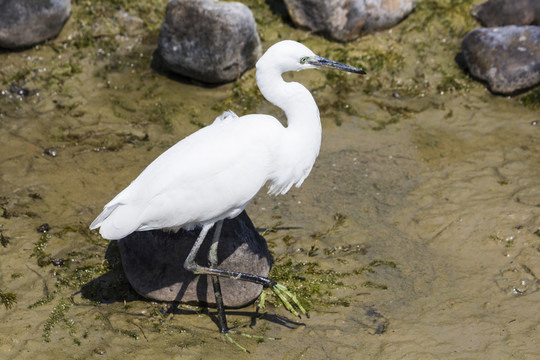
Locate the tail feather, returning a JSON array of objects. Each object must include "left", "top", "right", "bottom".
[
  {"left": 89, "top": 204, "right": 118, "bottom": 230},
  {"left": 90, "top": 203, "right": 141, "bottom": 240}
]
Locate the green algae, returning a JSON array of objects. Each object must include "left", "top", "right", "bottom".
[
  {"left": 54, "top": 262, "right": 110, "bottom": 290},
  {"left": 360, "top": 281, "right": 388, "bottom": 290},
  {"left": 519, "top": 88, "right": 540, "bottom": 109},
  {"left": 0, "top": 290, "right": 17, "bottom": 309},
  {"left": 402, "top": 0, "right": 477, "bottom": 38},
  {"left": 147, "top": 101, "right": 179, "bottom": 133},
  {"left": 264, "top": 210, "right": 398, "bottom": 313},
  {"left": 42, "top": 298, "right": 74, "bottom": 343},
  {"left": 267, "top": 258, "right": 345, "bottom": 311},
  {"left": 357, "top": 47, "right": 404, "bottom": 74},
  {"left": 72, "top": 0, "right": 167, "bottom": 38},
  {"left": 0, "top": 230, "right": 9, "bottom": 247},
  {"left": 32, "top": 233, "right": 52, "bottom": 267},
  {"left": 354, "top": 260, "right": 398, "bottom": 275},
  {"left": 267, "top": 255, "right": 396, "bottom": 311},
  {"left": 56, "top": 224, "right": 109, "bottom": 246},
  {"left": 0, "top": 0, "right": 539, "bottom": 358},
  {"left": 28, "top": 295, "right": 55, "bottom": 309},
  {"left": 310, "top": 213, "right": 347, "bottom": 241}
]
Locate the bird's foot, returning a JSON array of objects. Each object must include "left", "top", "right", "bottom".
[
  {"left": 258, "top": 282, "right": 308, "bottom": 318},
  {"left": 223, "top": 329, "right": 278, "bottom": 353}
]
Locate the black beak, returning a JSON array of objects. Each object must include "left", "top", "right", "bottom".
[{"left": 307, "top": 56, "right": 366, "bottom": 74}]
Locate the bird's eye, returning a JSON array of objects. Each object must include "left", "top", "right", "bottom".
[{"left": 300, "top": 56, "right": 309, "bottom": 64}]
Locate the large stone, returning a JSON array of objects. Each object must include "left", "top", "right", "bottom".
[
  {"left": 471, "top": 0, "right": 540, "bottom": 27},
  {"left": 461, "top": 26, "right": 540, "bottom": 95},
  {"left": 117, "top": 211, "right": 272, "bottom": 308},
  {"left": 0, "top": 0, "right": 71, "bottom": 49},
  {"left": 155, "top": 0, "right": 262, "bottom": 84},
  {"left": 283, "top": 0, "right": 414, "bottom": 42}
]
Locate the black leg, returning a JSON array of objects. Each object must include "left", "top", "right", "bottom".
[
  {"left": 184, "top": 222, "right": 277, "bottom": 288},
  {"left": 211, "top": 276, "right": 228, "bottom": 333},
  {"left": 183, "top": 221, "right": 306, "bottom": 320},
  {"left": 208, "top": 221, "right": 228, "bottom": 333}
]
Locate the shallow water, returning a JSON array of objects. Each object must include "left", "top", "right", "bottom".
[{"left": 1, "top": 1, "right": 540, "bottom": 359}]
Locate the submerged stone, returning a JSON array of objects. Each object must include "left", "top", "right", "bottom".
[
  {"left": 118, "top": 211, "right": 272, "bottom": 308},
  {"left": 0, "top": 0, "right": 71, "bottom": 49},
  {"left": 155, "top": 0, "right": 262, "bottom": 84},
  {"left": 471, "top": 0, "right": 540, "bottom": 27},
  {"left": 283, "top": 0, "right": 414, "bottom": 42},
  {"left": 461, "top": 26, "right": 540, "bottom": 94}
]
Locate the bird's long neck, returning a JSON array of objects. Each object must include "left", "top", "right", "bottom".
[
  {"left": 256, "top": 67, "right": 322, "bottom": 194},
  {"left": 256, "top": 68, "right": 321, "bottom": 134}
]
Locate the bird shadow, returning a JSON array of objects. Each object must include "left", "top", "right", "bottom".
[
  {"left": 81, "top": 212, "right": 271, "bottom": 303},
  {"left": 165, "top": 302, "right": 306, "bottom": 332},
  {"left": 79, "top": 240, "right": 143, "bottom": 304},
  {"left": 80, "top": 211, "right": 306, "bottom": 333}
]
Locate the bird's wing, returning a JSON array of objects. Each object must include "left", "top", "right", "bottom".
[
  {"left": 212, "top": 110, "right": 239, "bottom": 124},
  {"left": 92, "top": 115, "right": 284, "bottom": 239}
]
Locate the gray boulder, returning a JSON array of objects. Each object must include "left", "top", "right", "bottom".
[
  {"left": 0, "top": 0, "right": 71, "bottom": 49},
  {"left": 155, "top": 0, "right": 262, "bottom": 84},
  {"left": 461, "top": 26, "right": 540, "bottom": 94},
  {"left": 117, "top": 211, "right": 272, "bottom": 307},
  {"left": 283, "top": 0, "right": 414, "bottom": 42},
  {"left": 471, "top": 0, "right": 540, "bottom": 27}
]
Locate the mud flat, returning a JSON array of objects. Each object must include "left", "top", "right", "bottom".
[{"left": 1, "top": 0, "right": 539, "bottom": 358}]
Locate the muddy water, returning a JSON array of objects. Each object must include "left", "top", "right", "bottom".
[{"left": 1, "top": 1, "right": 540, "bottom": 359}]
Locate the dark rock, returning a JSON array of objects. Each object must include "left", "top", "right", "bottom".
[
  {"left": 0, "top": 0, "right": 71, "bottom": 49},
  {"left": 43, "top": 148, "right": 57, "bottom": 157},
  {"left": 155, "top": 0, "right": 262, "bottom": 84},
  {"left": 37, "top": 223, "right": 50, "bottom": 233},
  {"left": 283, "top": 0, "right": 414, "bottom": 42},
  {"left": 117, "top": 211, "right": 272, "bottom": 308},
  {"left": 51, "top": 258, "right": 65, "bottom": 267},
  {"left": 9, "top": 83, "right": 31, "bottom": 98},
  {"left": 461, "top": 26, "right": 540, "bottom": 94},
  {"left": 471, "top": 0, "right": 540, "bottom": 27}
]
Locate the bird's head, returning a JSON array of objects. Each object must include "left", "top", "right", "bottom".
[{"left": 256, "top": 40, "right": 366, "bottom": 75}]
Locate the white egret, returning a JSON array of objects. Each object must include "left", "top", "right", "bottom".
[{"left": 90, "top": 40, "right": 365, "bottom": 344}]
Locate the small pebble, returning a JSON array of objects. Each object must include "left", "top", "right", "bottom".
[
  {"left": 43, "top": 148, "right": 57, "bottom": 157},
  {"left": 93, "top": 348, "right": 106, "bottom": 355},
  {"left": 51, "top": 258, "right": 65, "bottom": 267},
  {"left": 9, "top": 83, "right": 31, "bottom": 98},
  {"left": 37, "top": 223, "right": 50, "bottom": 233}
]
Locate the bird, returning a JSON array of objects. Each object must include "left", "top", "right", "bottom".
[{"left": 90, "top": 40, "right": 365, "bottom": 346}]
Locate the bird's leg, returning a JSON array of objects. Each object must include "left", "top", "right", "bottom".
[
  {"left": 208, "top": 220, "right": 222, "bottom": 267},
  {"left": 184, "top": 223, "right": 214, "bottom": 273},
  {"left": 184, "top": 223, "right": 307, "bottom": 319},
  {"left": 208, "top": 221, "right": 255, "bottom": 352},
  {"left": 208, "top": 221, "right": 229, "bottom": 334}
]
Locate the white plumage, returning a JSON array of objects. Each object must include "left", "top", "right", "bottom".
[
  {"left": 89, "top": 40, "right": 365, "bottom": 341},
  {"left": 90, "top": 40, "right": 364, "bottom": 242}
]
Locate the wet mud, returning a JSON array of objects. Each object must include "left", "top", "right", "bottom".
[{"left": 1, "top": 0, "right": 539, "bottom": 359}]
